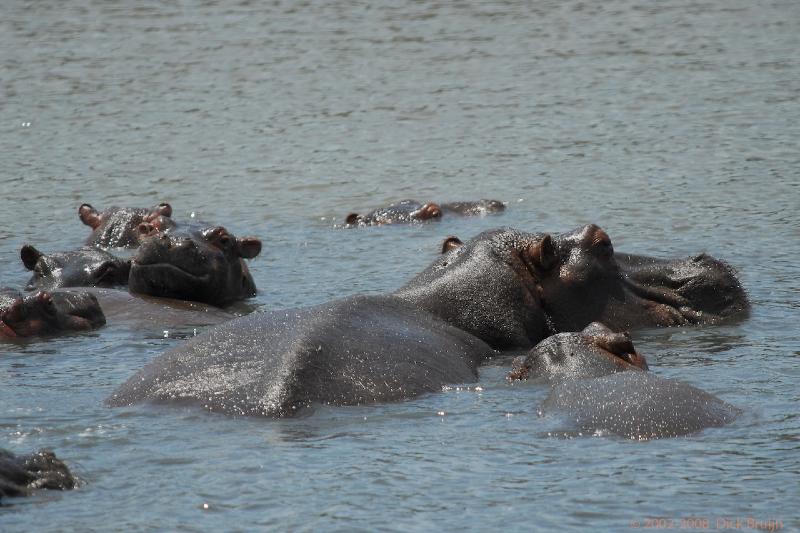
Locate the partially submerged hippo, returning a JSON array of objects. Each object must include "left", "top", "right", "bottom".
[
  {"left": 445, "top": 224, "right": 749, "bottom": 332},
  {"left": 0, "top": 449, "right": 76, "bottom": 500},
  {"left": 80, "top": 202, "right": 174, "bottom": 248},
  {"left": 109, "top": 228, "right": 553, "bottom": 416},
  {"left": 507, "top": 322, "right": 648, "bottom": 382},
  {"left": 21, "top": 245, "right": 130, "bottom": 290},
  {"left": 345, "top": 200, "right": 442, "bottom": 226},
  {"left": 128, "top": 224, "right": 262, "bottom": 307},
  {"left": 1, "top": 288, "right": 105, "bottom": 339},
  {"left": 344, "top": 199, "right": 505, "bottom": 226},
  {"left": 507, "top": 323, "right": 739, "bottom": 439}
]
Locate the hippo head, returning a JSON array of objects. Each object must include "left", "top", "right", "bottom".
[
  {"left": 21, "top": 245, "right": 131, "bottom": 290},
  {"left": 507, "top": 322, "right": 648, "bottom": 382},
  {"left": 345, "top": 200, "right": 443, "bottom": 226},
  {"left": 395, "top": 228, "right": 554, "bottom": 350},
  {"left": 0, "top": 289, "right": 105, "bottom": 339},
  {"left": 531, "top": 224, "right": 749, "bottom": 332},
  {"left": 128, "top": 225, "right": 262, "bottom": 306},
  {"left": 79, "top": 202, "right": 174, "bottom": 248},
  {"left": 440, "top": 199, "right": 507, "bottom": 216}
]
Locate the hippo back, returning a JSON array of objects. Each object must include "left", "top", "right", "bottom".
[{"left": 108, "top": 295, "right": 491, "bottom": 417}]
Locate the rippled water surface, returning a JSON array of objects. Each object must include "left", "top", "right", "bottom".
[{"left": 1, "top": 0, "right": 798, "bottom": 530}]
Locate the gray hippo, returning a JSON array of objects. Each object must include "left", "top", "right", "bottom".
[
  {"left": 1, "top": 288, "right": 105, "bottom": 339},
  {"left": 80, "top": 202, "right": 174, "bottom": 248},
  {"left": 344, "top": 199, "right": 505, "bottom": 227},
  {"left": 0, "top": 449, "right": 75, "bottom": 500},
  {"left": 507, "top": 323, "right": 740, "bottom": 439},
  {"left": 445, "top": 224, "right": 749, "bottom": 332},
  {"left": 128, "top": 224, "right": 262, "bottom": 307},
  {"left": 21, "top": 245, "right": 130, "bottom": 290},
  {"left": 108, "top": 228, "right": 553, "bottom": 416},
  {"left": 109, "top": 226, "right": 747, "bottom": 417}
]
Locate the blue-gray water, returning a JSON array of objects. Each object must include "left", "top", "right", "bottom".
[{"left": 1, "top": 0, "right": 798, "bottom": 530}]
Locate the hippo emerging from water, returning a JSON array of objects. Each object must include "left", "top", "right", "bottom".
[
  {"left": 0, "top": 449, "right": 76, "bottom": 500},
  {"left": 445, "top": 224, "right": 748, "bottom": 332},
  {"left": 345, "top": 199, "right": 505, "bottom": 226},
  {"left": 21, "top": 245, "right": 130, "bottom": 291},
  {"left": 80, "top": 202, "right": 174, "bottom": 248},
  {"left": 1, "top": 288, "right": 105, "bottom": 339},
  {"left": 109, "top": 228, "right": 552, "bottom": 416},
  {"left": 507, "top": 324, "right": 739, "bottom": 439},
  {"left": 128, "top": 224, "right": 262, "bottom": 307},
  {"left": 109, "top": 225, "right": 747, "bottom": 417}
]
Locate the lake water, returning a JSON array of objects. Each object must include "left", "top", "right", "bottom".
[{"left": 1, "top": 0, "right": 798, "bottom": 530}]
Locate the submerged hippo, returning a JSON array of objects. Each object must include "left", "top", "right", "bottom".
[
  {"left": 0, "top": 449, "right": 76, "bottom": 500},
  {"left": 109, "top": 228, "right": 554, "bottom": 416},
  {"left": 507, "top": 323, "right": 739, "bottom": 439},
  {"left": 507, "top": 322, "right": 648, "bottom": 382},
  {"left": 344, "top": 199, "right": 505, "bottom": 226},
  {"left": 345, "top": 200, "right": 443, "bottom": 226},
  {"left": 128, "top": 224, "right": 262, "bottom": 307},
  {"left": 80, "top": 202, "right": 174, "bottom": 248},
  {"left": 21, "top": 245, "right": 130, "bottom": 290},
  {"left": 1, "top": 288, "right": 105, "bottom": 339},
  {"left": 446, "top": 224, "right": 749, "bottom": 332}
]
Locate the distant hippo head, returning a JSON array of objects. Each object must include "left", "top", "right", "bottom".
[
  {"left": 507, "top": 322, "right": 648, "bottom": 382},
  {"left": 128, "top": 225, "right": 262, "bottom": 306},
  {"left": 0, "top": 288, "right": 105, "bottom": 339},
  {"left": 79, "top": 202, "right": 174, "bottom": 248},
  {"left": 345, "top": 200, "right": 443, "bottom": 227},
  {"left": 21, "top": 245, "right": 130, "bottom": 291},
  {"left": 0, "top": 448, "right": 76, "bottom": 498},
  {"left": 395, "top": 228, "right": 554, "bottom": 350},
  {"left": 531, "top": 224, "right": 749, "bottom": 332},
  {"left": 440, "top": 199, "right": 507, "bottom": 216}
]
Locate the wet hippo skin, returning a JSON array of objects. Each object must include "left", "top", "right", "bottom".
[
  {"left": 21, "top": 245, "right": 130, "bottom": 291},
  {"left": 80, "top": 202, "right": 174, "bottom": 248},
  {"left": 110, "top": 228, "right": 553, "bottom": 416}
]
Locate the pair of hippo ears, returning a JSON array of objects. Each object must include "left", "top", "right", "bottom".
[
  {"left": 78, "top": 203, "right": 172, "bottom": 229},
  {"left": 440, "top": 235, "right": 559, "bottom": 272}
]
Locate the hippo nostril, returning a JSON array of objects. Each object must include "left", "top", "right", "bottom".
[{"left": 138, "top": 223, "right": 153, "bottom": 235}]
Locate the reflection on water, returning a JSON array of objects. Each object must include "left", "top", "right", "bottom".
[{"left": 1, "top": 0, "right": 799, "bottom": 530}]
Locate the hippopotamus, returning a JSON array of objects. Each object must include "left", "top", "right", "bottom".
[
  {"left": 345, "top": 200, "right": 443, "bottom": 226},
  {"left": 20, "top": 245, "right": 130, "bottom": 290},
  {"left": 1, "top": 288, "right": 105, "bottom": 339},
  {"left": 507, "top": 322, "right": 648, "bottom": 382},
  {"left": 108, "top": 228, "right": 553, "bottom": 416},
  {"left": 507, "top": 323, "right": 739, "bottom": 439},
  {"left": 55, "top": 288, "right": 237, "bottom": 334},
  {"left": 128, "top": 224, "right": 262, "bottom": 307},
  {"left": 80, "top": 202, "right": 174, "bottom": 248},
  {"left": 440, "top": 199, "right": 506, "bottom": 216},
  {"left": 445, "top": 224, "right": 749, "bottom": 333},
  {"left": 0, "top": 449, "right": 75, "bottom": 500},
  {"left": 344, "top": 199, "right": 505, "bottom": 226}
]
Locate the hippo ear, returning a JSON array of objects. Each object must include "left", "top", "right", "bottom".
[
  {"left": 345, "top": 213, "right": 360, "bottom": 225},
  {"left": 238, "top": 237, "right": 262, "bottom": 259},
  {"left": 528, "top": 234, "right": 557, "bottom": 272},
  {"left": 441, "top": 236, "right": 463, "bottom": 254},
  {"left": 155, "top": 202, "right": 172, "bottom": 218},
  {"left": 20, "top": 245, "right": 42, "bottom": 270},
  {"left": 79, "top": 204, "right": 102, "bottom": 229}
]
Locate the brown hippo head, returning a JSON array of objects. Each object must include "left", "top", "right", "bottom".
[
  {"left": 128, "top": 224, "right": 261, "bottom": 307},
  {"left": 79, "top": 202, "right": 174, "bottom": 248},
  {"left": 526, "top": 224, "right": 749, "bottom": 332},
  {"left": 508, "top": 322, "right": 648, "bottom": 382},
  {"left": 21, "top": 245, "right": 130, "bottom": 290},
  {"left": 345, "top": 200, "right": 442, "bottom": 226},
  {"left": 0, "top": 288, "right": 105, "bottom": 339}
]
